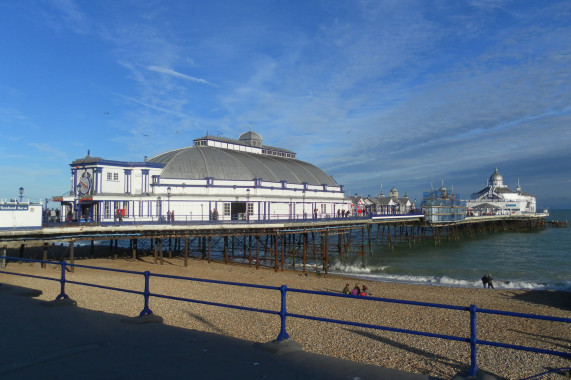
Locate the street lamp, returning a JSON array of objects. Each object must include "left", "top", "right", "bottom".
[
  {"left": 19, "top": 187, "right": 24, "bottom": 202},
  {"left": 167, "top": 186, "right": 171, "bottom": 222}
]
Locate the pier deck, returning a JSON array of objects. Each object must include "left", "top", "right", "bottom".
[{"left": 1, "top": 214, "right": 547, "bottom": 273}]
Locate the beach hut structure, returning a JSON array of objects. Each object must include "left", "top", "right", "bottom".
[
  {"left": 366, "top": 186, "right": 415, "bottom": 215},
  {"left": 55, "top": 129, "right": 351, "bottom": 223}
]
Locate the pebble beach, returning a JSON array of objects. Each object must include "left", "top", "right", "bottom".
[{"left": 2, "top": 254, "right": 570, "bottom": 379}]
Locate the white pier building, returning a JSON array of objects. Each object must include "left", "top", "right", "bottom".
[
  {"left": 56, "top": 129, "right": 351, "bottom": 223},
  {"left": 466, "top": 168, "right": 537, "bottom": 216}
]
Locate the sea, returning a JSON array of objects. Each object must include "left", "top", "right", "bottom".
[{"left": 329, "top": 209, "right": 571, "bottom": 291}]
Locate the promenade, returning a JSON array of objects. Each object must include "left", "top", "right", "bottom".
[{"left": 0, "top": 284, "right": 432, "bottom": 380}]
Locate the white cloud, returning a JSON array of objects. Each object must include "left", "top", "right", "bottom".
[{"left": 147, "top": 65, "right": 216, "bottom": 87}]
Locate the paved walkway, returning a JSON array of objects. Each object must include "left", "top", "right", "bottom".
[{"left": 0, "top": 284, "right": 434, "bottom": 380}]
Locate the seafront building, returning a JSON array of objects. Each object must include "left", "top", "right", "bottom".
[
  {"left": 55, "top": 129, "right": 352, "bottom": 223},
  {"left": 466, "top": 168, "right": 537, "bottom": 216},
  {"left": 354, "top": 186, "right": 417, "bottom": 216},
  {"left": 0, "top": 200, "right": 42, "bottom": 229}
]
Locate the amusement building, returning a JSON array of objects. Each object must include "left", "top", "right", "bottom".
[
  {"left": 466, "top": 168, "right": 537, "bottom": 216},
  {"left": 419, "top": 168, "right": 539, "bottom": 224},
  {"left": 56, "top": 129, "right": 352, "bottom": 222}
]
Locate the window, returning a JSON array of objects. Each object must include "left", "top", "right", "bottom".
[
  {"left": 224, "top": 203, "right": 230, "bottom": 216},
  {"left": 123, "top": 202, "right": 129, "bottom": 217},
  {"left": 156, "top": 199, "right": 161, "bottom": 216},
  {"left": 105, "top": 202, "right": 111, "bottom": 218},
  {"left": 247, "top": 203, "right": 254, "bottom": 216},
  {"left": 107, "top": 173, "right": 112, "bottom": 180},
  {"left": 321, "top": 204, "right": 326, "bottom": 214},
  {"left": 113, "top": 173, "right": 119, "bottom": 181}
]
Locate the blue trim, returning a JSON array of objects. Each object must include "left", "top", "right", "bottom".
[
  {"left": 71, "top": 159, "right": 164, "bottom": 169},
  {"left": 151, "top": 182, "right": 344, "bottom": 194}
]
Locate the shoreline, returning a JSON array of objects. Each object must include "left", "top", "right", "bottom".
[
  {"left": 3, "top": 242, "right": 570, "bottom": 292},
  {"left": 1, "top": 255, "right": 570, "bottom": 379}
]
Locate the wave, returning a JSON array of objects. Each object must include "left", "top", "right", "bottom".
[{"left": 327, "top": 268, "right": 571, "bottom": 292}]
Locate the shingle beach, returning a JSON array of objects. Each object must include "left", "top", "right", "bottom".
[{"left": 2, "top": 255, "right": 569, "bottom": 379}]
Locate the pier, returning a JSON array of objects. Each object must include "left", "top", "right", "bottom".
[{"left": 0, "top": 213, "right": 547, "bottom": 273}]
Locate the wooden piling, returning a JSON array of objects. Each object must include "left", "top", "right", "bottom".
[
  {"left": 42, "top": 242, "right": 48, "bottom": 268},
  {"left": 184, "top": 236, "right": 189, "bottom": 267},
  {"left": 69, "top": 240, "right": 75, "bottom": 272}
]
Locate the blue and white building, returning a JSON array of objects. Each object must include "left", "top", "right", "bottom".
[
  {"left": 466, "top": 168, "right": 537, "bottom": 216},
  {"left": 0, "top": 201, "right": 43, "bottom": 229},
  {"left": 56, "top": 129, "right": 351, "bottom": 222}
]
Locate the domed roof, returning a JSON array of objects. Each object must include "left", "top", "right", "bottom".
[
  {"left": 239, "top": 130, "right": 262, "bottom": 142},
  {"left": 490, "top": 168, "right": 503, "bottom": 182},
  {"left": 149, "top": 146, "right": 338, "bottom": 186}
]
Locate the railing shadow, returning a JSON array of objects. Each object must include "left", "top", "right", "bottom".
[
  {"left": 344, "top": 327, "right": 470, "bottom": 379},
  {"left": 506, "top": 290, "right": 571, "bottom": 311},
  {"left": 1, "top": 255, "right": 570, "bottom": 379}
]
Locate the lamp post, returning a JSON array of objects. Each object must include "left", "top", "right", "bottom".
[
  {"left": 167, "top": 186, "right": 171, "bottom": 222},
  {"left": 19, "top": 187, "right": 24, "bottom": 202}
]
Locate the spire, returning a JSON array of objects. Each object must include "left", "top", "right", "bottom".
[{"left": 517, "top": 178, "right": 521, "bottom": 192}]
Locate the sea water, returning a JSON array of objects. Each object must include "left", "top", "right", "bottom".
[{"left": 329, "top": 209, "right": 571, "bottom": 291}]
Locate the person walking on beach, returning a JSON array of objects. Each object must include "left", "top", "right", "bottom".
[{"left": 481, "top": 274, "right": 494, "bottom": 289}]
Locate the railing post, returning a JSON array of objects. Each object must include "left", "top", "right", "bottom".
[
  {"left": 139, "top": 271, "right": 153, "bottom": 316},
  {"left": 276, "top": 285, "right": 290, "bottom": 341},
  {"left": 56, "top": 261, "right": 69, "bottom": 300},
  {"left": 469, "top": 304, "right": 478, "bottom": 376}
]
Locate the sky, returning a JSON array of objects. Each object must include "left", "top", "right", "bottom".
[{"left": 1, "top": 0, "right": 570, "bottom": 209}]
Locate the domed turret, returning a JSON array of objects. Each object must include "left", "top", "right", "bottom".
[
  {"left": 389, "top": 186, "right": 398, "bottom": 199},
  {"left": 490, "top": 168, "right": 504, "bottom": 188},
  {"left": 239, "top": 128, "right": 262, "bottom": 147}
]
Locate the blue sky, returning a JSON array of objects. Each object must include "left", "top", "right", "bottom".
[{"left": 1, "top": 0, "right": 570, "bottom": 208}]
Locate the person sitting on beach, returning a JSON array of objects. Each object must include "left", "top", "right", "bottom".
[
  {"left": 342, "top": 283, "right": 351, "bottom": 294},
  {"left": 360, "top": 285, "right": 370, "bottom": 296},
  {"left": 481, "top": 274, "right": 494, "bottom": 289},
  {"left": 351, "top": 284, "right": 361, "bottom": 295}
]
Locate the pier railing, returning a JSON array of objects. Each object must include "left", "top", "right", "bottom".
[
  {"left": 41, "top": 211, "right": 424, "bottom": 227},
  {"left": 1, "top": 256, "right": 569, "bottom": 379}
]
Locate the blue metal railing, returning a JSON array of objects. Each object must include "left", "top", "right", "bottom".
[{"left": 1, "top": 256, "right": 569, "bottom": 378}]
